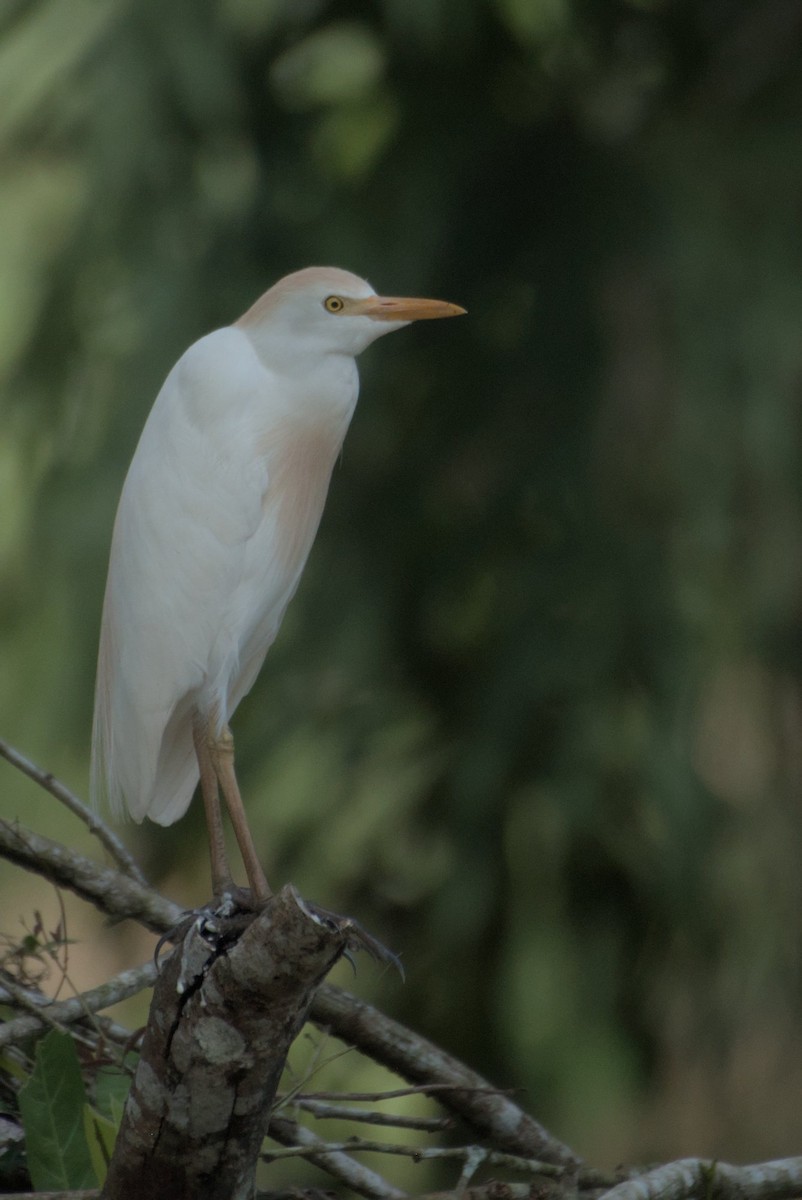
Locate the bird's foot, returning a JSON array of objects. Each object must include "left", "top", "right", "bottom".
[
  {"left": 289, "top": 886, "right": 404, "bottom": 980},
  {"left": 152, "top": 887, "right": 264, "bottom": 969},
  {"left": 211, "top": 883, "right": 269, "bottom": 916},
  {"left": 154, "top": 886, "right": 402, "bottom": 984}
]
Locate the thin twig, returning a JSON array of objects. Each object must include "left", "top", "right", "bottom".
[
  {"left": 0, "top": 972, "right": 73, "bottom": 1036},
  {"left": 264, "top": 1133, "right": 563, "bottom": 1181},
  {"left": 268, "top": 1114, "right": 407, "bottom": 1200},
  {"left": 301, "top": 1084, "right": 512, "bottom": 1102},
  {"left": 0, "top": 958, "right": 158, "bottom": 1049},
  {"left": 0, "top": 737, "right": 146, "bottom": 885},
  {"left": 46, "top": 887, "right": 71, "bottom": 1001},
  {"left": 290, "top": 1096, "right": 453, "bottom": 1131},
  {"left": 311, "top": 984, "right": 581, "bottom": 1168}
]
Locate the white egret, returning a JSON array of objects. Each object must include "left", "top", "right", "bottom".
[{"left": 91, "top": 266, "right": 465, "bottom": 902}]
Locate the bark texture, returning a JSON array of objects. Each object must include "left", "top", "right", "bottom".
[{"left": 101, "top": 885, "right": 347, "bottom": 1200}]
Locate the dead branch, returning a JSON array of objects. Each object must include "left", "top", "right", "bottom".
[
  {"left": 288, "top": 1095, "right": 453, "bottom": 1130},
  {"left": 102, "top": 886, "right": 357, "bottom": 1200},
  {"left": 600, "top": 1157, "right": 802, "bottom": 1200},
  {"left": 264, "top": 1130, "right": 563, "bottom": 1180},
  {"left": 4, "top": 747, "right": 802, "bottom": 1200},
  {"left": 0, "top": 738, "right": 145, "bottom": 884},
  {"left": 0, "top": 817, "right": 183, "bottom": 932},
  {"left": 310, "top": 983, "right": 580, "bottom": 1168},
  {"left": 0, "top": 813, "right": 568, "bottom": 1170},
  {"left": 0, "top": 958, "right": 158, "bottom": 1049},
  {"left": 268, "top": 1114, "right": 407, "bottom": 1199}
]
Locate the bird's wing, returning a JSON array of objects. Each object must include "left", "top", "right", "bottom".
[{"left": 91, "top": 327, "right": 277, "bottom": 824}]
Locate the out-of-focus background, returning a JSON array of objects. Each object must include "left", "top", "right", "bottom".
[{"left": 2, "top": 0, "right": 802, "bottom": 1172}]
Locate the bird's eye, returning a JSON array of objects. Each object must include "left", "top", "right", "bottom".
[{"left": 323, "top": 295, "right": 345, "bottom": 313}]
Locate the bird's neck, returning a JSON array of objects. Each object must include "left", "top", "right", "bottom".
[
  {"left": 244, "top": 327, "right": 360, "bottom": 431},
  {"left": 285, "top": 351, "right": 360, "bottom": 428}
]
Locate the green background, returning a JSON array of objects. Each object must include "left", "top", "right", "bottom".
[{"left": 2, "top": 0, "right": 802, "bottom": 1168}]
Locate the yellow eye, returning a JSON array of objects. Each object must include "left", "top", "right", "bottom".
[{"left": 324, "top": 295, "right": 345, "bottom": 313}]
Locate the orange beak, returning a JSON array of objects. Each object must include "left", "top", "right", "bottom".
[{"left": 353, "top": 295, "right": 467, "bottom": 321}]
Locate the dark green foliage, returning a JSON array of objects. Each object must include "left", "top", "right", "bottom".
[{"left": 18, "top": 1030, "right": 96, "bottom": 1190}]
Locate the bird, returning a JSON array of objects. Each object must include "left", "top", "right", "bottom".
[{"left": 91, "top": 266, "right": 465, "bottom": 904}]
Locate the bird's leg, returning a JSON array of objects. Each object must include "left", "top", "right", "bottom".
[
  {"left": 192, "top": 717, "right": 233, "bottom": 900},
  {"left": 209, "top": 723, "right": 272, "bottom": 904}
]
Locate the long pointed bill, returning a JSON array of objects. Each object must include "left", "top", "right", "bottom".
[{"left": 354, "top": 295, "right": 467, "bottom": 321}]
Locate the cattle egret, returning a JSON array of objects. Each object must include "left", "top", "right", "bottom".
[{"left": 91, "top": 266, "right": 465, "bottom": 903}]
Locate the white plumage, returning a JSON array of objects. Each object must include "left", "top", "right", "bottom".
[{"left": 91, "top": 266, "right": 464, "bottom": 899}]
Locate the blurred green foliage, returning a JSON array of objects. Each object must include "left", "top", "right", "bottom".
[{"left": 2, "top": 0, "right": 802, "bottom": 1168}]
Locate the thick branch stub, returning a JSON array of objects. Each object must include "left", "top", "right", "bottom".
[{"left": 101, "top": 886, "right": 351, "bottom": 1200}]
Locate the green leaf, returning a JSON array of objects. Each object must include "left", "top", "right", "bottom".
[
  {"left": 83, "top": 1104, "right": 117, "bottom": 1186},
  {"left": 18, "top": 1030, "right": 96, "bottom": 1189},
  {"left": 0, "top": 1050, "right": 27, "bottom": 1083},
  {"left": 93, "top": 1056, "right": 136, "bottom": 1120}
]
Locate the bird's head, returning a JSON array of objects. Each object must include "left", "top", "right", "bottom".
[{"left": 237, "top": 266, "right": 465, "bottom": 363}]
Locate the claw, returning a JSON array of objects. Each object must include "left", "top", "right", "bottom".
[
  {"left": 153, "top": 910, "right": 199, "bottom": 970},
  {"left": 342, "top": 948, "right": 358, "bottom": 976},
  {"left": 152, "top": 891, "right": 257, "bottom": 974},
  {"left": 289, "top": 887, "right": 404, "bottom": 980}
]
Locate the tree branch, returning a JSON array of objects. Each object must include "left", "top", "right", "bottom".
[
  {"left": 4, "top": 747, "right": 801, "bottom": 1200},
  {"left": 601, "top": 1158, "right": 802, "bottom": 1200},
  {"left": 0, "top": 817, "right": 183, "bottom": 932},
  {"left": 0, "top": 959, "right": 158, "bottom": 1050},
  {"left": 102, "top": 886, "right": 358, "bottom": 1200},
  {"left": 310, "top": 983, "right": 581, "bottom": 1168},
  {"left": 0, "top": 737, "right": 145, "bottom": 885},
  {"left": 265, "top": 1129, "right": 564, "bottom": 1179},
  {"left": 0, "top": 812, "right": 573, "bottom": 1173},
  {"left": 287, "top": 1095, "right": 453, "bottom": 1130},
  {"left": 268, "top": 1114, "right": 407, "bottom": 1200}
]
